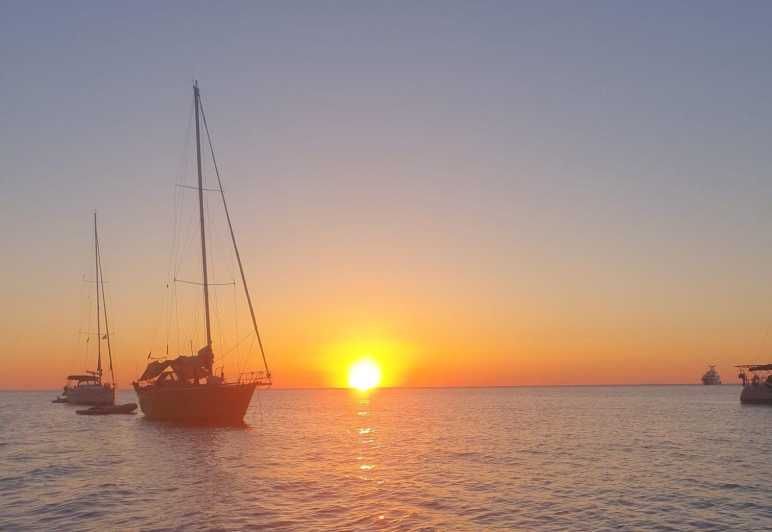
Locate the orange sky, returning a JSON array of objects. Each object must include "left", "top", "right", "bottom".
[{"left": 3, "top": 235, "right": 766, "bottom": 389}]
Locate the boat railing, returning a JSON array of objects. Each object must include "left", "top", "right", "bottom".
[{"left": 237, "top": 371, "right": 272, "bottom": 386}]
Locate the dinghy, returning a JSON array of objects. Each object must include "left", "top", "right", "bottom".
[{"left": 76, "top": 403, "right": 137, "bottom": 415}]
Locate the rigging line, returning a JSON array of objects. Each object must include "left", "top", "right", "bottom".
[
  {"left": 208, "top": 170, "right": 229, "bottom": 366},
  {"left": 232, "top": 280, "right": 240, "bottom": 368},
  {"left": 243, "top": 336, "right": 256, "bottom": 377},
  {"left": 218, "top": 331, "right": 255, "bottom": 375},
  {"left": 78, "top": 330, "right": 118, "bottom": 337},
  {"left": 218, "top": 328, "right": 254, "bottom": 358},
  {"left": 199, "top": 167, "right": 219, "bottom": 352},
  {"left": 167, "top": 99, "right": 195, "bottom": 338},
  {"left": 203, "top": 160, "right": 225, "bottom": 354},
  {"left": 174, "top": 271, "right": 181, "bottom": 355},
  {"left": 173, "top": 106, "right": 199, "bottom": 286},
  {"left": 94, "top": 213, "right": 102, "bottom": 381},
  {"left": 177, "top": 203, "right": 199, "bottom": 286},
  {"left": 176, "top": 184, "right": 221, "bottom": 192},
  {"left": 199, "top": 96, "right": 272, "bottom": 379},
  {"left": 174, "top": 278, "right": 236, "bottom": 287},
  {"left": 79, "top": 278, "right": 94, "bottom": 368},
  {"left": 162, "top": 187, "right": 179, "bottom": 355},
  {"left": 81, "top": 284, "right": 93, "bottom": 371},
  {"left": 96, "top": 228, "right": 116, "bottom": 388}
]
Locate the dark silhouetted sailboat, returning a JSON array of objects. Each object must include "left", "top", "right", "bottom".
[{"left": 133, "top": 82, "right": 271, "bottom": 424}]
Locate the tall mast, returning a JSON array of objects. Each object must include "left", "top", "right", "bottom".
[
  {"left": 194, "top": 81, "right": 213, "bottom": 368},
  {"left": 94, "top": 211, "right": 102, "bottom": 382}
]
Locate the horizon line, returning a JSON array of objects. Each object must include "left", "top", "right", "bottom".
[{"left": 1, "top": 382, "right": 739, "bottom": 392}]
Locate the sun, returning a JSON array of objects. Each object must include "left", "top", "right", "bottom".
[{"left": 348, "top": 359, "right": 381, "bottom": 391}]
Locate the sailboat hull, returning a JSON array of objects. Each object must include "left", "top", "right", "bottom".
[{"left": 133, "top": 381, "right": 257, "bottom": 424}]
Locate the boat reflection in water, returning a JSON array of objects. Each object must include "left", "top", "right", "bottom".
[
  {"left": 737, "top": 364, "right": 772, "bottom": 405},
  {"left": 132, "top": 82, "right": 271, "bottom": 424}
]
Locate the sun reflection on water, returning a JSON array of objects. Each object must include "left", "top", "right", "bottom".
[{"left": 354, "top": 395, "right": 376, "bottom": 481}]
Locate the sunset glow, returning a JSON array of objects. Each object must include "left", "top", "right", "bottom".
[
  {"left": 3, "top": 3, "right": 771, "bottom": 393},
  {"left": 348, "top": 359, "right": 381, "bottom": 391}
]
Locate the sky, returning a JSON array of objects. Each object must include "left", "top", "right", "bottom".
[{"left": 3, "top": 1, "right": 772, "bottom": 389}]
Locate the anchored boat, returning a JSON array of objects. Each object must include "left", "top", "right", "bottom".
[
  {"left": 701, "top": 365, "right": 721, "bottom": 385},
  {"left": 737, "top": 364, "right": 772, "bottom": 405},
  {"left": 58, "top": 213, "right": 116, "bottom": 406},
  {"left": 76, "top": 403, "right": 137, "bottom": 415},
  {"left": 133, "top": 82, "right": 271, "bottom": 424}
]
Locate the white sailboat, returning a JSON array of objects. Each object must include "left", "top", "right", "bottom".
[{"left": 60, "top": 213, "right": 116, "bottom": 406}]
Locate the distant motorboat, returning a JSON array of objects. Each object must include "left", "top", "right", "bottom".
[
  {"left": 701, "top": 365, "right": 721, "bottom": 385},
  {"left": 737, "top": 364, "right": 772, "bottom": 405},
  {"left": 59, "top": 213, "right": 117, "bottom": 406}
]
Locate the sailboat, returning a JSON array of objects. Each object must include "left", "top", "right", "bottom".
[
  {"left": 133, "top": 82, "right": 271, "bottom": 424},
  {"left": 60, "top": 213, "right": 116, "bottom": 406}
]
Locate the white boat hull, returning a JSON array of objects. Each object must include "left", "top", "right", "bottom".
[
  {"left": 65, "top": 384, "right": 114, "bottom": 406},
  {"left": 740, "top": 384, "right": 772, "bottom": 405}
]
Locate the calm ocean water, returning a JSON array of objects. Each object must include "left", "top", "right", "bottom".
[{"left": 0, "top": 386, "right": 769, "bottom": 531}]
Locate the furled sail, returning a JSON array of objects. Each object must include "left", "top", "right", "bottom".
[
  {"left": 138, "top": 361, "right": 171, "bottom": 382},
  {"left": 138, "top": 346, "right": 213, "bottom": 383}
]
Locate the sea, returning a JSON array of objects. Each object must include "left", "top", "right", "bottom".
[{"left": 0, "top": 386, "right": 770, "bottom": 531}]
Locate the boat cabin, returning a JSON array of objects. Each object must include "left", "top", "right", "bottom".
[
  {"left": 64, "top": 373, "right": 102, "bottom": 392},
  {"left": 736, "top": 364, "right": 772, "bottom": 405}
]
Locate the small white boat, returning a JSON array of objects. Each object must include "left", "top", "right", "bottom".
[
  {"left": 737, "top": 364, "right": 772, "bottom": 405},
  {"left": 64, "top": 374, "right": 114, "bottom": 405}
]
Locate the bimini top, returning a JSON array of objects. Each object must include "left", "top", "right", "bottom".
[
  {"left": 138, "top": 345, "right": 213, "bottom": 382},
  {"left": 66, "top": 374, "right": 100, "bottom": 382},
  {"left": 736, "top": 364, "right": 772, "bottom": 371}
]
